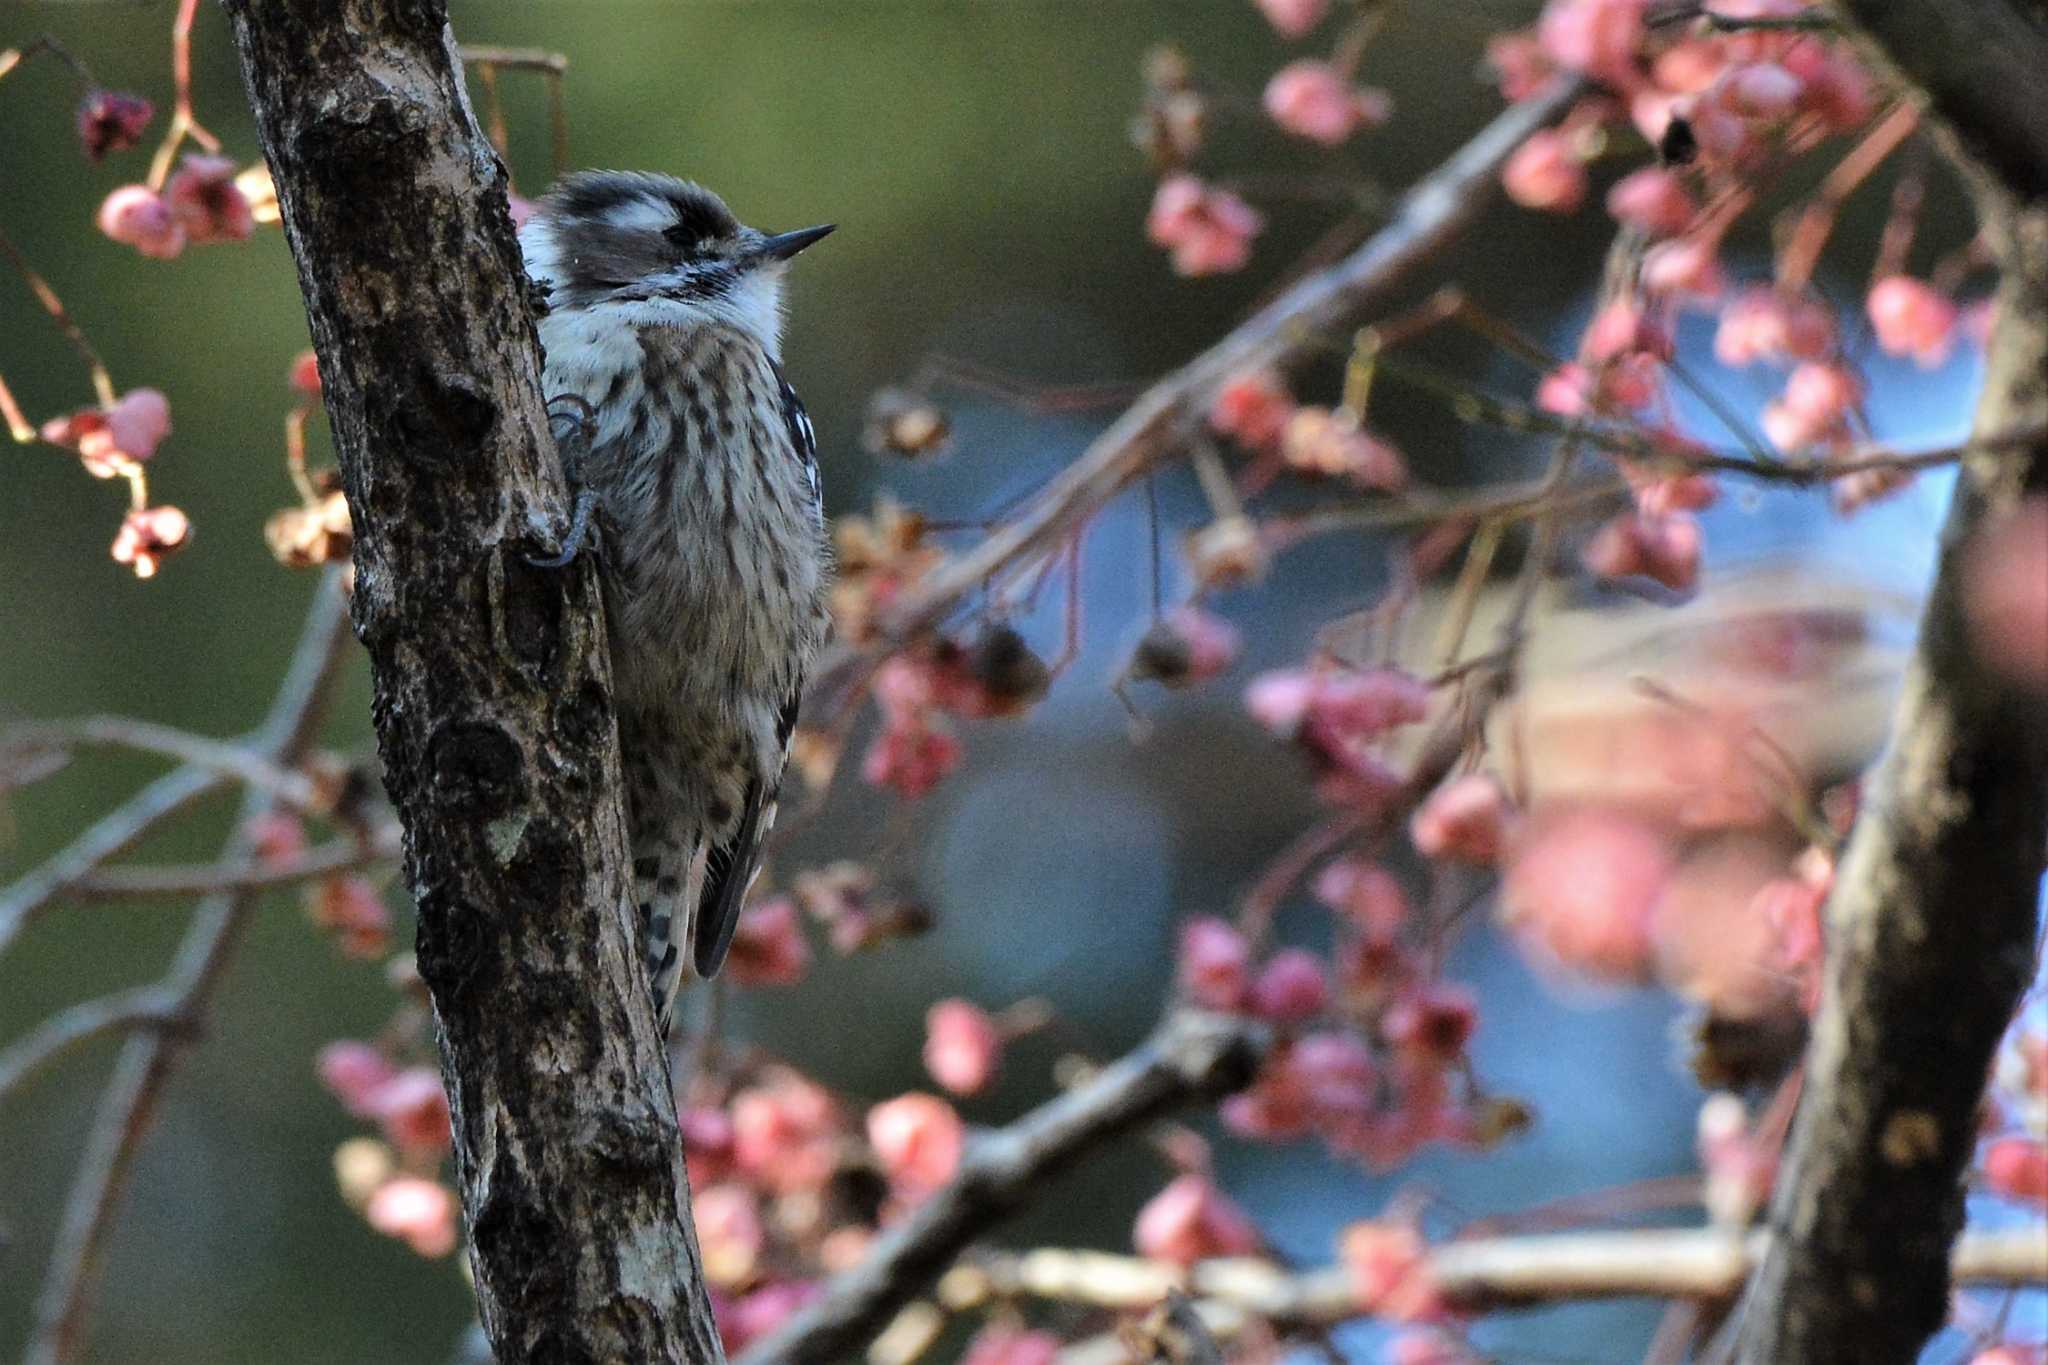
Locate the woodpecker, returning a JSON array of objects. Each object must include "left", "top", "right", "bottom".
[{"left": 518, "top": 171, "right": 833, "bottom": 1035}]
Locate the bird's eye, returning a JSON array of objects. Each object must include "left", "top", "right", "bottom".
[{"left": 663, "top": 222, "right": 700, "bottom": 251}]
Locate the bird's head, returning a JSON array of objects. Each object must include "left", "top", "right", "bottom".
[{"left": 519, "top": 170, "right": 833, "bottom": 355}]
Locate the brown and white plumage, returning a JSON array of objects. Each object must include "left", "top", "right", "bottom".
[{"left": 519, "top": 172, "right": 832, "bottom": 1033}]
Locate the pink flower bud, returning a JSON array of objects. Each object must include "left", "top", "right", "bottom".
[
  {"left": 1982, "top": 1136, "right": 2048, "bottom": 1207},
  {"left": 1178, "top": 916, "right": 1251, "bottom": 1010},
  {"left": 1263, "top": 61, "right": 1388, "bottom": 146},
  {"left": 1255, "top": 0, "right": 1328, "bottom": 38},
  {"left": 368, "top": 1067, "right": 453, "bottom": 1160},
  {"left": 1249, "top": 948, "right": 1329, "bottom": 1022},
  {"left": 1605, "top": 167, "right": 1697, "bottom": 236},
  {"left": 961, "top": 1326, "right": 1062, "bottom": 1365},
  {"left": 726, "top": 896, "right": 812, "bottom": 986},
  {"left": 695, "top": 1183, "right": 765, "bottom": 1287},
  {"left": 1502, "top": 129, "right": 1586, "bottom": 213},
  {"left": 1383, "top": 982, "right": 1478, "bottom": 1064},
  {"left": 1641, "top": 237, "right": 1725, "bottom": 301},
  {"left": 1209, "top": 370, "right": 1295, "bottom": 449},
  {"left": 110, "top": 505, "right": 191, "bottom": 579},
  {"left": 719, "top": 1281, "right": 820, "bottom": 1354},
  {"left": 164, "top": 153, "right": 255, "bottom": 244},
  {"left": 308, "top": 874, "right": 392, "bottom": 959},
  {"left": 1411, "top": 774, "right": 1517, "bottom": 864},
  {"left": 1146, "top": 174, "right": 1263, "bottom": 277},
  {"left": 1502, "top": 809, "right": 1673, "bottom": 982},
  {"left": 923, "top": 998, "right": 1002, "bottom": 1094},
  {"left": 1583, "top": 511, "right": 1702, "bottom": 592},
  {"left": 1133, "top": 1173, "right": 1260, "bottom": 1264},
  {"left": 1581, "top": 301, "right": 1672, "bottom": 365},
  {"left": 364, "top": 1176, "right": 458, "bottom": 1257},
  {"left": 317, "top": 1040, "right": 398, "bottom": 1117},
  {"left": 246, "top": 811, "right": 307, "bottom": 868},
  {"left": 76, "top": 90, "right": 154, "bottom": 163},
  {"left": 1867, "top": 275, "right": 1959, "bottom": 368},
  {"left": 289, "top": 349, "right": 323, "bottom": 397},
  {"left": 1314, "top": 858, "right": 1410, "bottom": 935},
  {"left": 866, "top": 1092, "right": 965, "bottom": 1195},
  {"left": 1292, "top": 1030, "right": 1377, "bottom": 1116},
  {"left": 1340, "top": 1217, "right": 1445, "bottom": 1321},
  {"left": 97, "top": 185, "right": 186, "bottom": 259},
  {"left": 104, "top": 388, "right": 172, "bottom": 462},
  {"left": 860, "top": 716, "right": 961, "bottom": 798}
]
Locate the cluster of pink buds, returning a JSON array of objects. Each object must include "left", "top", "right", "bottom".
[
  {"left": 1245, "top": 665, "right": 1432, "bottom": 813},
  {"left": 98, "top": 153, "right": 259, "bottom": 258},
  {"left": 76, "top": 89, "right": 154, "bottom": 162},
  {"left": 1147, "top": 174, "right": 1265, "bottom": 278}
]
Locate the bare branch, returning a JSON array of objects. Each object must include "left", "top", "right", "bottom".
[
  {"left": 1029, "top": 1228, "right": 2046, "bottom": 1362},
  {"left": 0, "top": 765, "right": 225, "bottom": 961},
  {"left": 737, "top": 1011, "right": 1269, "bottom": 1365},
  {"left": 58, "top": 826, "right": 401, "bottom": 901},
  {"left": 28, "top": 571, "right": 356, "bottom": 1365},
  {"left": 6, "top": 715, "right": 325, "bottom": 810},
  {"left": 0, "top": 987, "right": 186, "bottom": 1107}
]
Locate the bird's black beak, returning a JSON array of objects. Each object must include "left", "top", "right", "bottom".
[{"left": 759, "top": 223, "right": 836, "bottom": 262}]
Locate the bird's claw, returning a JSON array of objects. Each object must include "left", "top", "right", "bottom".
[{"left": 531, "top": 394, "right": 600, "bottom": 569}]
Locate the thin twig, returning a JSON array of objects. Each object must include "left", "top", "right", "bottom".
[
  {"left": 7, "top": 715, "right": 324, "bottom": 811},
  {"left": 60, "top": 828, "right": 400, "bottom": 901},
  {"left": 0, "top": 987, "right": 187, "bottom": 1106},
  {"left": 26, "top": 570, "right": 354, "bottom": 1365}
]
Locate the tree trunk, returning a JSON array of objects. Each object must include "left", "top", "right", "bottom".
[
  {"left": 221, "top": 3, "right": 724, "bottom": 1360},
  {"left": 1736, "top": 3, "right": 2048, "bottom": 1360}
]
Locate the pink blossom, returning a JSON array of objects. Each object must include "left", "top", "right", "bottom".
[
  {"left": 731, "top": 1073, "right": 841, "bottom": 1193},
  {"left": 1502, "top": 809, "right": 1674, "bottom": 982},
  {"left": 308, "top": 874, "right": 392, "bottom": 959},
  {"left": 289, "top": 350, "right": 323, "bottom": 397},
  {"left": 1606, "top": 167, "right": 1697, "bottom": 236},
  {"left": 247, "top": 811, "right": 307, "bottom": 867},
  {"left": 1209, "top": 369, "right": 1295, "bottom": 449},
  {"left": 1304, "top": 669, "right": 1432, "bottom": 740},
  {"left": 1383, "top": 982, "right": 1478, "bottom": 1065},
  {"left": 164, "top": 153, "right": 255, "bottom": 244},
  {"left": 860, "top": 716, "right": 961, "bottom": 798},
  {"left": 1250, "top": 948, "right": 1329, "bottom": 1023},
  {"left": 1255, "top": 0, "right": 1328, "bottom": 38},
  {"left": 97, "top": 185, "right": 186, "bottom": 258},
  {"left": 317, "top": 1041, "right": 398, "bottom": 1117},
  {"left": 1965, "top": 498, "right": 2048, "bottom": 690},
  {"left": 1641, "top": 237, "right": 1725, "bottom": 301},
  {"left": 1581, "top": 301, "right": 1672, "bottom": 365},
  {"left": 76, "top": 90, "right": 154, "bottom": 162},
  {"left": 1867, "top": 275, "right": 1959, "bottom": 367},
  {"left": 110, "top": 505, "right": 191, "bottom": 579},
  {"left": 1982, "top": 1136, "right": 2048, "bottom": 1207},
  {"left": 1292, "top": 1031, "right": 1377, "bottom": 1116},
  {"left": 1387, "top": 1330, "right": 1484, "bottom": 1365},
  {"left": 719, "top": 1281, "right": 820, "bottom": 1354},
  {"left": 1502, "top": 130, "right": 1586, "bottom": 213},
  {"left": 104, "top": 388, "right": 172, "bottom": 462},
  {"left": 1340, "top": 1218, "right": 1446, "bottom": 1321},
  {"left": 1486, "top": 33, "right": 1556, "bottom": 102},
  {"left": 1537, "top": 0, "right": 1648, "bottom": 87},
  {"left": 1263, "top": 62, "right": 1388, "bottom": 146},
  {"left": 364, "top": 1177, "right": 458, "bottom": 1257},
  {"left": 695, "top": 1183, "right": 765, "bottom": 1286},
  {"left": 1761, "top": 362, "right": 1861, "bottom": 450},
  {"left": 46, "top": 389, "right": 175, "bottom": 478},
  {"left": 1222, "top": 1062, "right": 1314, "bottom": 1140},
  {"left": 1717, "top": 61, "right": 1802, "bottom": 119},
  {"left": 924, "top": 998, "right": 1002, "bottom": 1094},
  {"left": 961, "top": 1327, "right": 1062, "bottom": 1365},
  {"left": 1651, "top": 38, "right": 1725, "bottom": 94},
  {"left": 1713, "top": 286, "right": 1835, "bottom": 367},
  {"left": 1146, "top": 174, "right": 1263, "bottom": 277},
  {"left": 367, "top": 1067, "right": 453, "bottom": 1159},
  {"left": 1753, "top": 871, "right": 1827, "bottom": 1013},
  {"left": 680, "top": 1105, "right": 737, "bottom": 1188},
  {"left": 1785, "top": 44, "right": 1876, "bottom": 130},
  {"left": 1411, "top": 774, "right": 1518, "bottom": 864},
  {"left": 867, "top": 1092, "right": 964, "bottom": 1195},
  {"left": 1280, "top": 408, "right": 1407, "bottom": 488},
  {"left": 1133, "top": 1173, "right": 1260, "bottom": 1264},
  {"left": 1178, "top": 916, "right": 1252, "bottom": 1010},
  {"left": 1583, "top": 510, "right": 1702, "bottom": 592},
  {"left": 1314, "top": 859, "right": 1410, "bottom": 936},
  {"left": 725, "top": 897, "right": 812, "bottom": 986}
]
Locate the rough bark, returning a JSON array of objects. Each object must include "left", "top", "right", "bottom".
[
  {"left": 1736, "top": 4, "right": 2048, "bottom": 1360},
  {"left": 221, "top": 4, "right": 723, "bottom": 1361}
]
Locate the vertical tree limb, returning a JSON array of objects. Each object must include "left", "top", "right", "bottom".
[
  {"left": 221, "top": 3, "right": 722, "bottom": 1360},
  {"left": 1736, "top": 4, "right": 2048, "bottom": 1358}
]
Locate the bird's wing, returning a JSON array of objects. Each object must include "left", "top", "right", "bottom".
[{"left": 692, "top": 688, "right": 799, "bottom": 977}]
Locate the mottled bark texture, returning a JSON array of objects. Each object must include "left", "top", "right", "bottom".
[
  {"left": 1737, "top": 5, "right": 2048, "bottom": 1361},
  {"left": 222, "top": 4, "right": 724, "bottom": 1361}
]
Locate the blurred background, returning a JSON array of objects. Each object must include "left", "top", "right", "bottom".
[{"left": 0, "top": 2, "right": 1997, "bottom": 1362}]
